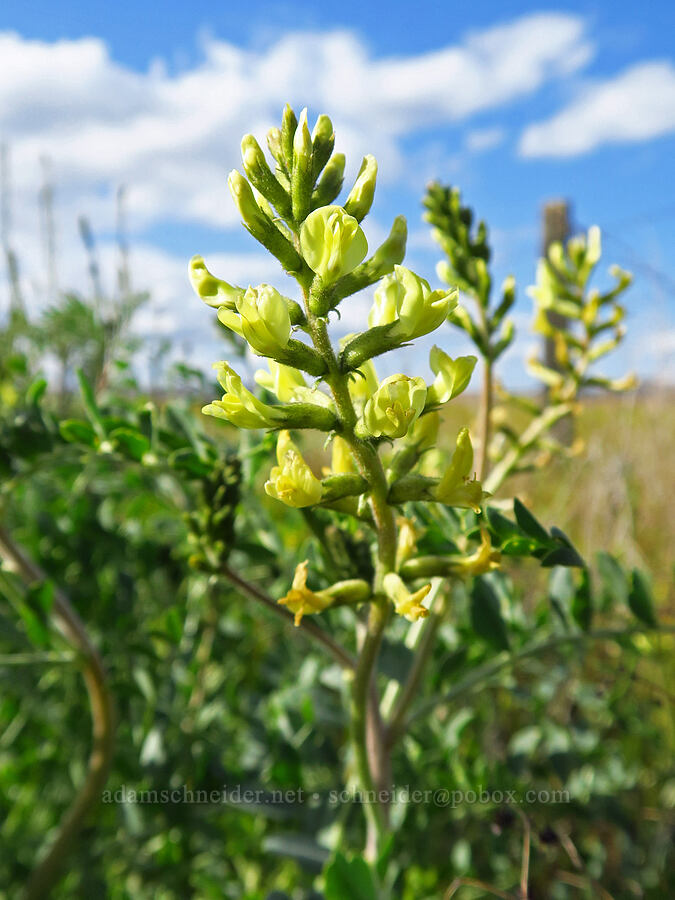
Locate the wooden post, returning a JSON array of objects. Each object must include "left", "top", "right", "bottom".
[{"left": 542, "top": 199, "right": 570, "bottom": 372}]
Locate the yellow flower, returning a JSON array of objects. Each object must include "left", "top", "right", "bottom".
[
  {"left": 396, "top": 517, "right": 421, "bottom": 568},
  {"left": 425, "top": 346, "right": 477, "bottom": 405},
  {"left": 300, "top": 205, "right": 368, "bottom": 283},
  {"left": 203, "top": 362, "right": 283, "bottom": 429},
  {"left": 383, "top": 573, "right": 430, "bottom": 622},
  {"left": 361, "top": 374, "right": 427, "bottom": 439},
  {"left": 368, "top": 266, "right": 457, "bottom": 341},
  {"left": 265, "top": 431, "right": 323, "bottom": 508},
  {"left": 330, "top": 435, "right": 358, "bottom": 475},
  {"left": 435, "top": 428, "right": 485, "bottom": 511},
  {"left": 218, "top": 284, "right": 291, "bottom": 356},
  {"left": 254, "top": 360, "right": 308, "bottom": 402},
  {"left": 278, "top": 561, "right": 333, "bottom": 626},
  {"left": 451, "top": 529, "right": 501, "bottom": 576},
  {"left": 405, "top": 411, "right": 439, "bottom": 451},
  {"left": 188, "top": 255, "right": 244, "bottom": 308}
]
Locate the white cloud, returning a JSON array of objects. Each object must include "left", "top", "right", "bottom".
[
  {"left": 0, "top": 14, "right": 591, "bottom": 232},
  {"left": 519, "top": 61, "right": 675, "bottom": 157},
  {"left": 464, "top": 127, "right": 505, "bottom": 152}
]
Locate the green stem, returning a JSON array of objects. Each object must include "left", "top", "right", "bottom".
[
  {"left": 484, "top": 402, "right": 573, "bottom": 494},
  {"left": 477, "top": 356, "right": 493, "bottom": 482},
  {"left": 304, "top": 303, "right": 397, "bottom": 857}
]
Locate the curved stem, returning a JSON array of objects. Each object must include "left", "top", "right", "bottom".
[{"left": 0, "top": 526, "right": 115, "bottom": 900}]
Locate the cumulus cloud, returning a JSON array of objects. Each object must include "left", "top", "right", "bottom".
[
  {"left": 464, "top": 127, "right": 505, "bottom": 152},
  {"left": 519, "top": 61, "right": 675, "bottom": 157},
  {"left": 0, "top": 13, "right": 592, "bottom": 367},
  {"left": 0, "top": 14, "right": 591, "bottom": 229}
]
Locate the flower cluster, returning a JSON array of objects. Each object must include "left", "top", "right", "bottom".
[{"left": 190, "top": 105, "right": 493, "bottom": 626}]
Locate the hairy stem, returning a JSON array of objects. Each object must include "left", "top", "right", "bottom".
[
  {"left": 0, "top": 526, "right": 115, "bottom": 900},
  {"left": 304, "top": 303, "right": 397, "bottom": 856}
]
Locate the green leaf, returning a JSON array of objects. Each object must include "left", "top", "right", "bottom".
[
  {"left": 26, "top": 377, "right": 47, "bottom": 405},
  {"left": 59, "top": 419, "right": 97, "bottom": 446},
  {"left": 470, "top": 577, "right": 510, "bottom": 650},
  {"left": 540, "top": 545, "right": 584, "bottom": 568},
  {"left": 628, "top": 569, "right": 657, "bottom": 627},
  {"left": 324, "top": 853, "right": 377, "bottom": 900},
  {"left": 572, "top": 568, "right": 593, "bottom": 631},
  {"left": 109, "top": 427, "right": 151, "bottom": 462},
  {"left": 513, "top": 498, "right": 549, "bottom": 543},
  {"left": 596, "top": 552, "right": 628, "bottom": 611},
  {"left": 500, "top": 537, "right": 540, "bottom": 556},
  {"left": 486, "top": 507, "right": 522, "bottom": 542}
]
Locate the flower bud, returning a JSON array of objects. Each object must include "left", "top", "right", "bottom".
[
  {"left": 265, "top": 431, "right": 323, "bottom": 508},
  {"left": 300, "top": 205, "right": 368, "bottom": 284},
  {"left": 311, "top": 114, "right": 335, "bottom": 179},
  {"left": 280, "top": 103, "right": 298, "bottom": 171},
  {"left": 311, "top": 154, "right": 346, "bottom": 211},
  {"left": 188, "top": 255, "right": 244, "bottom": 308},
  {"left": 360, "top": 374, "right": 427, "bottom": 439},
  {"left": 344, "top": 154, "right": 377, "bottom": 222},
  {"left": 241, "top": 134, "right": 292, "bottom": 219},
  {"left": 425, "top": 346, "right": 477, "bottom": 406},
  {"left": 203, "top": 362, "right": 284, "bottom": 429},
  {"left": 266, "top": 127, "right": 283, "bottom": 164},
  {"left": 383, "top": 572, "right": 430, "bottom": 622},
  {"left": 218, "top": 284, "right": 291, "bottom": 357},
  {"left": 434, "top": 428, "right": 485, "bottom": 511},
  {"left": 368, "top": 265, "right": 457, "bottom": 342},
  {"left": 228, "top": 169, "right": 270, "bottom": 233}
]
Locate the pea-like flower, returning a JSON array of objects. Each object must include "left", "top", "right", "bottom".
[
  {"left": 203, "top": 362, "right": 284, "bottom": 429},
  {"left": 188, "top": 255, "right": 244, "bottom": 308},
  {"left": 434, "top": 427, "right": 485, "bottom": 511},
  {"left": 300, "top": 205, "right": 368, "bottom": 284},
  {"left": 279, "top": 561, "right": 371, "bottom": 625},
  {"left": 278, "top": 561, "right": 334, "bottom": 625},
  {"left": 368, "top": 265, "right": 457, "bottom": 342},
  {"left": 425, "top": 346, "right": 477, "bottom": 406},
  {"left": 254, "top": 360, "right": 335, "bottom": 409},
  {"left": 218, "top": 284, "right": 292, "bottom": 357},
  {"left": 360, "top": 374, "right": 427, "bottom": 439},
  {"left": 383, "top": 572, "right": 430, "bottom": 622},
  {"left": 265, "top": 431, "right": 323, "bottom": 508}
]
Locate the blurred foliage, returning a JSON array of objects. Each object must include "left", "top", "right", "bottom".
[{"left": 0, "top": 184, "right": 673, "bottom": 900}]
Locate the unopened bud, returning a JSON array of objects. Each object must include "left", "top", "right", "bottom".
[{"left": 344, "top": 154, "right": 377, "bottom": 222}]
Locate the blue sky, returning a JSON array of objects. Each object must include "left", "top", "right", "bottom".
[{"left": 1, "top": 1, "right": 674, "bottom": 386}]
